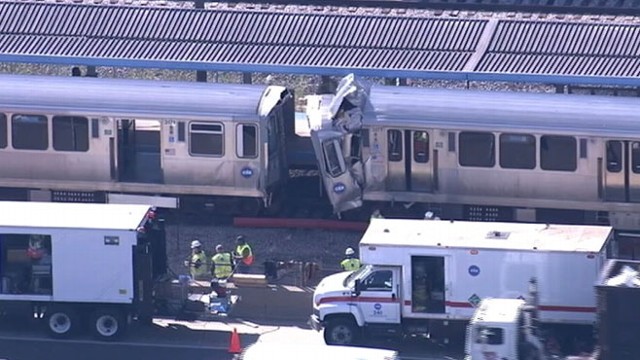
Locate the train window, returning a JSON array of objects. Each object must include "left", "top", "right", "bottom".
[
  {"left": 499, "top": 134, "right": 535, "bottom": 169},
  {"left": 236, "top": 124, "right": 257, "bottom": 159},
  {"left": 91, "top": 119, "right": 100, "bottom": 139},
  {"left": 448, "top": 132, "right": 456, "bottom": 152},
  {"left": 52, "top": 116, "right": 89, "bottom": 152},
  {"left": 177, "top": 122, "right": 185, "bottom": 142},
  {"left": 388, "top": 130, "right": 402, "bottom": 162},
  {"left": 579, "top": 139, "right": 588, "bottom": 159},
  {"left": 323, "top": 139, "right": 345, "bottom": 178},
  {"left": 0, "top": 114, "right": 6, "bottom": 149},
  {"left": 413, "top": 131, "right": 429, "bottom": 163},
  {"left": 540, "top": 135, "right": 576, "bottom": 172},
  {"left": 459, "top": 132, "right": 495, "bottom": 168},
  {"left": 12, "top": 114, "right": 48, "bottom": 150},
  {"left": 632, "top": 142, "right": 640, "bottom": 174},
  {"left": 606, "top": 141, "right": 622, "bottom": 173},
  {"left": 189, "top": 123, "right": 224, "bottom": 156},
  {"left": 361, "top": 129, "right": 370, "bottom": 148}
]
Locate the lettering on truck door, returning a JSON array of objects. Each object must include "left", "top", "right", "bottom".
[{"left": 358, "top": 267, "right": 401, "bottom": 324}]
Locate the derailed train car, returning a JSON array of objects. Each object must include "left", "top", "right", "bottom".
[
  {"left": 0, "top": 74, "right": 293, "bottom": 214},
  {"left": 312, "top": 75, "right": 640, "bottom": 246}
]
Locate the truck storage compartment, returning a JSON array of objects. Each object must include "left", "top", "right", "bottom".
[{"left": 596, "top": 259, "right": 640, "bottom": 360}]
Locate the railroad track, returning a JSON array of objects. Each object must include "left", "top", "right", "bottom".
[{"left": 194, "top": 0, "right": 640, "bottom": 16}]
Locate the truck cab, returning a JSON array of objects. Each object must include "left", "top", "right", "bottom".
[
  {"left": 465, "top": 298, "right": 544, "bottom": 360},
  {"left": 310, "top": 264, "right": 403, "bottom": 345}
]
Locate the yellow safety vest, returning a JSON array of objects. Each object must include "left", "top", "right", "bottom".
[
  {"left": 190, "top": 252, "right": 208, "bottom": 277},
  {"left": 236, "top": 244, "right": 254, "bottom": 265},
  {"left": 341, "top": 258, "right": 361, "bottom": 271},
  {"left": 212, "top": 252, "right": 233, "bottom": 279}
]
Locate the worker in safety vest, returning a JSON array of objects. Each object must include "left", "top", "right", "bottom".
[
  {"left": 340, "top": 247, "right": 361, "bottom": 271},
  {"left": 211, "top": 244, "right": 234, "bottom": 280},
  {"left": 184, "top": 240, "right": 208, "bottom": 281},
  {"left": 234, "top": 235, "right": 254, "bottom": 274},
  {"left": 210, "top": 244, "right": 234, "bottom": 298}
]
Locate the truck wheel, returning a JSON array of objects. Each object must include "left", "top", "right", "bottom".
[
  {"left": 324, "top": 318, "right": 358, "bottom": 346},
  {"left": 91, "top": 308, "right": 126, "bottom": 341},
  {"left": 45, "top": 306, "right": 79, "bottom": 338}
]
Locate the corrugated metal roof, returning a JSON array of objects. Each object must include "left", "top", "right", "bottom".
[
  {"left": 0, "top": 1, "right": 638, "bottom": 85},
  {"left": 476, "top": 20, "right": 640, "bottom": 77},
  {"left": 0, "top": 2, "right": 483, "bottom": 70}
]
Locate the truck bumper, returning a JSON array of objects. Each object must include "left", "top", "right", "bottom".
[{"left": 309, "top": 314, "right": 323, "bottom": 332}]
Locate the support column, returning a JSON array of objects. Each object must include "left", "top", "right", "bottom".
[
  {"left": 384, "top": 77, "right": 405, "bottom": 86},
  {"left": 85, "top": 66, "right": 98, "bottom": 78},
  {"left": 555, "top": 84, "right": 567, "bottom": 94},
  {"left": 242, "top": 72, "right": 252, "bottom": 84},
  {"left": 196, "top": 71, "right": 207, "bottom": 83},
  {"left": 317, "top": 75, "right": 337, "bottom": 94},
  {"left": 195, "top": 0, "right": 206, "bottom": 82}
]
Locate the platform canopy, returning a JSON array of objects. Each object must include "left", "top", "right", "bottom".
[{"left": 0, "top": 1, "right": 639, "bottom": 86}]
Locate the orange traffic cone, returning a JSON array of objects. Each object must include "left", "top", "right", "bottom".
[{"left": 228, "top": 327, "right": 242, "bottom": 354}]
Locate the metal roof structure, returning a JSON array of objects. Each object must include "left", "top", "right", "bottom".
[{"left": 0, "top": 1, "right": 639, "bottom": 86}]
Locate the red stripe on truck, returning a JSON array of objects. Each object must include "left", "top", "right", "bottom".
[
  {"left": 445, "top": 301, "right": 595, "bottom": 313},
  {"left": 318, "top": 296, "right": 400, "bottom": 305},
  {"left": 538, "top": 305, "right": 596, "bottom": 313},
  {"left": 322, "top": 298, "right": 595, "bottom": 313}
]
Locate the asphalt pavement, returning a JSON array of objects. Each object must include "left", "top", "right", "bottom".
[{"left": 0, "top": 315, "right": 464, "bottom": 360}]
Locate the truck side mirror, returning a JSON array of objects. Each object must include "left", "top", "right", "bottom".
[{"left": 353, "top": 279, "right": 361, "bottom": 297}]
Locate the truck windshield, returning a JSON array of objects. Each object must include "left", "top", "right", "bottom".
[{"left": 344, "top": 264, "right": 372, "bottom": 288}]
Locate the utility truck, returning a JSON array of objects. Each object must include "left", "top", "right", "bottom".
[
  {"left": 0, "top": 201, "right": 231, "bottom": 340},
  {"left": 310, "top": 218, "right": 615, "bottom": 345},
  {"left": 464, "top": 259, "right": 640, "bottom": 360}
]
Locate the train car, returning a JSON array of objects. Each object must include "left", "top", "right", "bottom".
[
  {"left": 312, "top": 75, "right": 640, "bottom": 255},
  {"left": 0, "top": 74, "right": 293, "bottom": 215}
]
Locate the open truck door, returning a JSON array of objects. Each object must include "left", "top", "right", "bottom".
[{"left": 311, "top": 129, "right": 362, "bottom": 213}]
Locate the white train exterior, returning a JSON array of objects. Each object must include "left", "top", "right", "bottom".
[
  {"left": 312, "top": 76, "right": 640, "bottom": 239},
  {"left": 0, "top": 74, "right": 292, "bottom": 213}
]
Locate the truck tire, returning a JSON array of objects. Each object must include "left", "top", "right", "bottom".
[
  {"left": 45, "top": 306, "right": 79, "bottom": 339},
  {"left": 323, "top": 318, "right": 359, "bottom": 346},
  {"left": 91, "top": 308, "right": 126, "bottom": 341}
]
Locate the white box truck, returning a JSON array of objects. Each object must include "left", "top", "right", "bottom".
[
  {"left": 310, "top": 219, "right": 615, "bottom": 346},
  {"left": 0, "top": 201, "right": 166, "bottom": 340},
  {"left": 464, "top": 259, "right": 640, "bottom": 360}
]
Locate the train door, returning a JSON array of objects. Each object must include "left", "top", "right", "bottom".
[
  {"left": 604, "top": 140, "right": 640, "bottom": 202},
  {"left": 117, "top": 119, "right": 163, "bottom": 183},
  {"left": 265, "top": 112, "right": 287, "bottom": 187},
  {"left": 386, "top": 129, "right": 433, "bottom": 192},
  {"left": 311, "top": 129, "right": 363, "bottom": 213}
]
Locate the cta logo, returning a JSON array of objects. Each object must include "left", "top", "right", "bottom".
[
  {"left": 241, "top": 167, "right": 254, "bottom": 178},
  {"left": 333, "top": 182, "right": 346, "bottom": 194},
  {"left": 468, "top": 265, "right": 480, "bottom": 277}
]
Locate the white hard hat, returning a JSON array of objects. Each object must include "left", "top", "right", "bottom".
[
  {"left": 190, "top": 240, "right": 202, "bottom": 249},
  {"left": 345, "top": 247, "right": 355, "bottom": 256}
]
